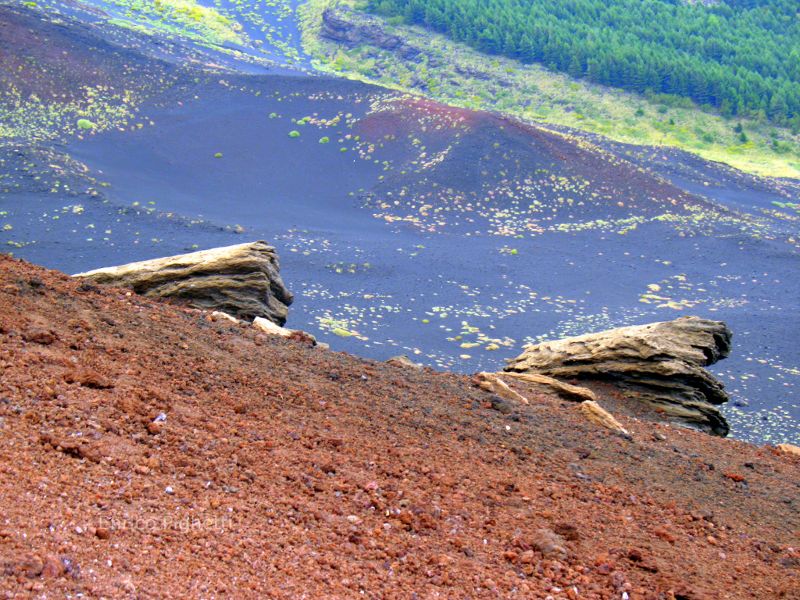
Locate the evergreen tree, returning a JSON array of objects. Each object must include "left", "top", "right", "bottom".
[{"left": 368, "top": 0, "right": 800, "bottom": 124}]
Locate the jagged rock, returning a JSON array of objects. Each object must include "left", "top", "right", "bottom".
[
  {"left": 73, "top": 242, "right": 293, "bottom": 325},
  {"left": 579, "top": 401, "right": 630, "bottom": 438},
  {"left": 209, "top": 311, "right": 240, "bottom": 325},
  {"left": 321, "top": 7, "right": 422, "bottom": 60},
  {"left": 504, "top": 317, "right": 732, "bottom": 436},
  {"left": 252, "top": 316, "right": 294, "bottom": 338},
  {"left": 474, "top": 372, "right": 529, "bottom": 405},
  {"left": 502, "top": 372, "right": 597, "bottom": 403},
  {"left": 777, "top": 443, "right": 800, "bottom": 457},
  {"left": 386, "top": 355, "right": 423, "bottom": 370},
  {"left": 253, "top": 317, "right": 317, "bottom": 345}
]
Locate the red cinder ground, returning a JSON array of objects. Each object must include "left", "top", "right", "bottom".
[{"left": 0, "top": 255, "right": 798, "bottom": 599}]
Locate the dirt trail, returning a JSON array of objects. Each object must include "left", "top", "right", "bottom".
[{"left": 0, "top": 254, "right": 798, "bottom": 598}]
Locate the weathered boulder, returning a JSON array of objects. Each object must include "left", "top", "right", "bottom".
[
  {"left": 73, "top": 242, "right": 293, "bottom": 325},
  {"left": 504, "top": 317, "right": 732, "bottom": 436}
]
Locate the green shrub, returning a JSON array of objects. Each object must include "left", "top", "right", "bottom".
[{"left": 289, "top": 130, "right": 301, "bottom": 138}]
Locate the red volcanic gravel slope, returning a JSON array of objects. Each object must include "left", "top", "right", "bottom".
[{"left": 0, "top": 254, "right": 798, "bottom": 599}]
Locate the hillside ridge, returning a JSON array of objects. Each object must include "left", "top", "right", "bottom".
[{"left": 1, "top": 254, "right": 799, "bottom": 597}]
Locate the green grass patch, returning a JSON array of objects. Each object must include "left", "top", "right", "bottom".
[{"left": 100, "top": 0, "right": 244, "bottom": 46}]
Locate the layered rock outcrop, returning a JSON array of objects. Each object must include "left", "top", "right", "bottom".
[
  {"left": 321, "top": 7, "right": 421, "bottom": 60},
  {"left": 74, "top": 242, "right": 293, "bottom": 325},
  {"left": 504, "top": 317, "right": 732, "bottom": 435}
]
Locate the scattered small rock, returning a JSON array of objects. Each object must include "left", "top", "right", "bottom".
[
  {"left": 488, "top": 395, "right": 514, "bottom": 415},
  {"left": 386, "top": 355, "right": 423, "bottom": 370},
  {"left": 41, "top": 554, "right": 65, "bottom": 578},
  {"left": 653, "top": 526, "right": 676, "bottom": 543},
  {"left": 474, "top": 372, "right": 528, "bottom": 405},
  {"left": 19, "top": 554, "right": 43, "bottom": 578},
  {"left": 65, "top": 369, "right": 114, "bottom": 389},
  {"left": 553, "top": 522, "right": 580, "bottom": 541},
  {"left": 531, "top": 528, "right": 568, "bottom": 559},
  {"left": 579, "top": 401, "right": 631, "bottom": 438},
  {"left": 209, "top": 310, "right": 239, "bottom": 324},
  {"left": 117, "top": 576, "right": 137, "bottom": 594},
  {"left": 287, "top": 330, "right": 317, "bottom": 345},
  {"left": 22, "top": 328, "right": 57, "bottom": 345}
]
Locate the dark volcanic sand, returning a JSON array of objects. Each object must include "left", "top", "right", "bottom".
[
  {"left": 1, "top": 4, "right": 799, "bottom": 445},
  {"left": 1, "top": 254, "right": 799, "bottom": 598}
]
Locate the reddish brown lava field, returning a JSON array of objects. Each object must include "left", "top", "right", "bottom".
[{"left": 0, "top": 254, "right": 798, "bottom": 599}]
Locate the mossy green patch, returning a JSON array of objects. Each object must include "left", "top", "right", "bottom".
[{"left": 100, "top": 0, "right": 244, "bottom": 46}]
